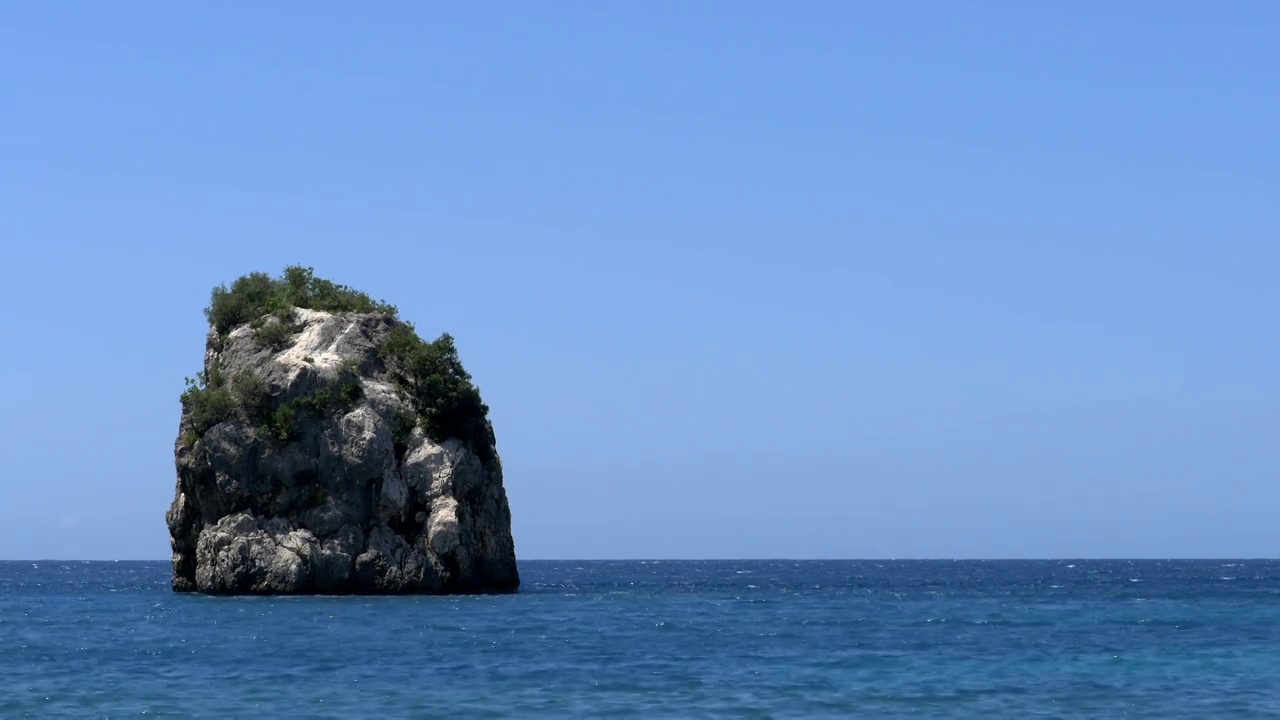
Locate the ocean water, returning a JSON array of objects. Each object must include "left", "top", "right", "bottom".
[{"left": 3, "top": 561, "right": 1279, "bottom": 718}]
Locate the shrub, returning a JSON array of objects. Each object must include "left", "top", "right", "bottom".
[
  {"left": 204, "top": 265, "right": 396, "bottom": 336},
  {"left": 205, "top": 272, "right": 277, "bottom": 335},
  {"left": 380, "top": 324, "right": 491, "bottom": 461},
  {"left": 263, "top": 403, "right": 299, "bottom": 442},
  {"left": 300, "top": 361, "right": 363, "bottom": 416},
  {"left": 180, "top": 367, "right": 274, "bottom": 439},
  {"left": 254, "top": 364, "right": 364, "bottom": 444},
  {"left": 253, "top": 316, "right": 296, "bottom": 349},
  {"left": 180, "top": 366, "right": 235, "bottom": 435},
  {"left": 230, "top": 371, "right": 271, "bottom": 420},
  {"left": 279, "top": 265, "right": 396, "bottom": 315}
]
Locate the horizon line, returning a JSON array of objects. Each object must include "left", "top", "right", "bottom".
[{"left": 3, "top": 557, "right": 1275, "bottom": 563}]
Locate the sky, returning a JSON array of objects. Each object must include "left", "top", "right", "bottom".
[{"left": 1, "top": 2, "right": 1277, "bottom": 560}]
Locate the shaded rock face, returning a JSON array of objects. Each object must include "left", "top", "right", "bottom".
[{"left": 167, "top": 309, "right": 519, "bottom": 595}]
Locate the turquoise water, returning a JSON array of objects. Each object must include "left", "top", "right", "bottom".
[{"left": 3, "top": 560, "right": 1279, "bottom": 718}]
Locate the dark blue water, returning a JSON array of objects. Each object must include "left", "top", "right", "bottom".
[{"left": 3, "top": 560, "right": 1279, "bottom": 718}]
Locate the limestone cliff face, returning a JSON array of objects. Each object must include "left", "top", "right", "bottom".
[{"left": 166, "top": 309, "right": 518, "bottom": 594}]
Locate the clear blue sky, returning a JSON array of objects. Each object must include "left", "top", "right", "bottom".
[{"left": 2, "top": 3, "right": 1276, "bottom": 560}]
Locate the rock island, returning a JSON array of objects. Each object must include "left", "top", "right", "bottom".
[{"left": 166, "top": 267, "right": 518, "bottom": 594}]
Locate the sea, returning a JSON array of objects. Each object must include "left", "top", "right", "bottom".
[{"left": 2, "top": 560, "right": 1279, "bottom": 718}]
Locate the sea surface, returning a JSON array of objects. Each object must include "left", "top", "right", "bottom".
[{"left": 2, "top": 560, "right": 1279, "bottom": 718}]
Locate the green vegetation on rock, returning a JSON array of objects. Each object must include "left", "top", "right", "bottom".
[
  {"left": 181, "top": 361, "right": 366, "bottom": 446},
  {"left": 182, "top": 267, "right": 493, "bottom": 461},
  {"left": 380, "top": 324, "right": 492, "bottom": 462},
  {"left": 261, "top": 359, "right": 365, "bottom": 442},
  {"left": 180, "top": 366, "right": 232, "bottom": 441},
  {"left": 251, "top": 311, "right": 298, "bottom": 349},
  {"left": 205, "top": 265, "right": 396, "bottom": 335},
  {"left": 179, "top": 365, "right": 264, "bottom": 444}
]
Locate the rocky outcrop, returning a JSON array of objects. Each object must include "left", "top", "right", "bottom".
[{"left": 167, "top": 308, "right": 518, "bottom": 594}]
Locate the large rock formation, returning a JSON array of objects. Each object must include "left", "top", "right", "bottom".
[{"left": 167, "top": 294, "right": 518, "bottom": 595}]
